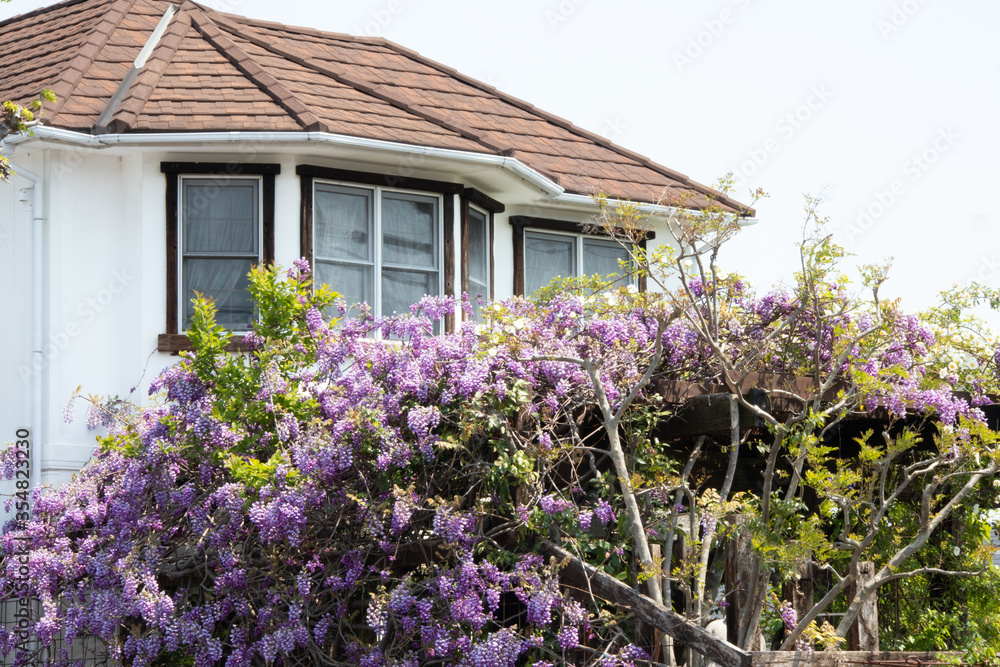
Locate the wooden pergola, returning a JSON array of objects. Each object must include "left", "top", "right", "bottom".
[{"left": 542, "top": 373, "right": 998, "bottom": 666}]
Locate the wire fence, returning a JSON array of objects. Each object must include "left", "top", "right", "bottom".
[{"left": 1, "top": 597, "right": 113, "bottom": 666}]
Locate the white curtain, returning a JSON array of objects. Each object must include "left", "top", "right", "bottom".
[
  {"left": 313, "top": 185, "right": 440, "bottom": 322},
  {"left": 182, "top": 180, "right": 258, "bottom": 330},
  {"left": 583, "top": 238, "right": 630, "bottom": 278},
  {"left": 315, "top": 185, "right": 374, "bottom": 309},
  {"left": 524, "top": 232, "right": 575, "bottom": 295},
  {"left": 468, "top": 209, "right": 489, "bottom": 320}
]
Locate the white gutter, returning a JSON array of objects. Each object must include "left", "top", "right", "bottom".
[
  {"left": 6, "top": 127, "right": 567, "bottom": 197},
  {"left": 11, "top": 163, "right": 44, "bottom": 499},
  {"left": 6, "top": 128, "right": 761, "bottom": 225},
  {"left": 553, "top": 191, "right": 759, "bottom": 225}
]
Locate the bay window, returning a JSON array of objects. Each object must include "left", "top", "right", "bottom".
[
  {"left": 299, "top": 165, "right": 502, "bottom": 331},
  {"left": 313, "top": 182, "right": 442, "bottom": 319}
]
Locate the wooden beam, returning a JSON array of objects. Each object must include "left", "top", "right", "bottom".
[
  {"left": 654, "top": 373, "right": 845, "bottom": 413},
  {"left": 848, "top": 562, "right": 879, "bottom": 651},
  {"left": 540, "top": 541, "right": 751, "bottom": 667},
  {"left": 751, "top": 652, "right": 951, "bottom": 667},
  {"left": 781, "top": 562, "right": 815, "bottom": 647},
  {"left": 157, "top": 334, "right": 248, "bottom": 353},
  {"left": 724, "top": 515, "right": 765, "bottom": 651}
]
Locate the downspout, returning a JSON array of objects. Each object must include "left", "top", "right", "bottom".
[{"left": 12, "top": 163, "right": 43, "bottom": 499}]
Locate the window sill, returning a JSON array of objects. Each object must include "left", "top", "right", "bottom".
[{"left": 157, "top": 334, "right": 250, "bottom": 354}]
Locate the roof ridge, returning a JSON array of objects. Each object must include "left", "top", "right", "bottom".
[
  {"left": 192, "top": 4, "right": 384, "bottom": 47},
  {"left": 207, "top": 12, "right": 511, "bottom": 156},
  {"left": 383, "top": 42, "right": 752, "bottom": 214},
  {"left": 186, "top": 7, "right": 328, "bottom": 132},
  {"left": 0, "top": 0, "right": 91, "bottom": 31},
  {"left": 40, "top": 0, "right": 136, "bottom": 121},
  {"left": 99, "top": 2, "right": 194, "bottom": 134}
]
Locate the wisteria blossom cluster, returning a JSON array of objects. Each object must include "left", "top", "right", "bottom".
[{"left": 0, "top": 255, "right": 994, "bottom": 666}]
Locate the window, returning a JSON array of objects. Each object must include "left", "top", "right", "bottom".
[
  {"left": 465, "top": 205, "right": 490, "bottom": 320},
  {"left": 511, "top": 215, "right": 652, "bottom": 297},
  {"left": 313, "top": 182, "right": 442, "bottom": 319},
  {"left": 160, "top": 162, "right": 277, "bottom": 352},
  {"left": 524, "top": 231, "right": 632, "bottom": 294},
  {"left": 298, "top": 165, "right": 503, "bottom": 331},
  {"left": 180, "top": 177, "right": 261, "bottom": 331}
]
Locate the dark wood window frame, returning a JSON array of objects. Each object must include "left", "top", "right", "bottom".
[
  {"left": 510, "top": 215, "right": 653, "bottom": 297},
  {"left": 159, "top": 162, "right": 279, "bottom": 353},
  {"left": 297, "top": 165, "right": 503, "bottom": 332}
]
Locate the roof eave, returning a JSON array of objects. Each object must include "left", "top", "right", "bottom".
[
  {"left": 4, "top": 125, "right": 564, "bottom": 195},
  {"left": 7, "top": 127, "right": 756, "bottom": 216}
]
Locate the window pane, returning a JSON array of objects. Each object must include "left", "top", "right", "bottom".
[
  {"left": 469, "top": 278, "right": 488, "bottom": 322},
  {"left": 183, "top": 180, "right": 257, "bottom": 254},
  {"left": 468, "top": 208, "right": 489, "bottom": 286},
  {"left": 382, "top": 193, "right": 437, "bottom": 269},
  {"left": 469, "top": 278, "right": 489, "bottom": 300},
  {"left": 315, "top": 184, "right": 373, "bottom": 262},
  {"left": 525, "top": 232, "right": 575, "bottom": 295},
  {"left": 583, "top": 238, "right": 630, "bottom": 279},
  {"left": 315, "top": 260, "right": 373, "bottom": 309},
  {"left": 382, "top": 268, "right": 437, "bottom": 317},
  {"left": 183, "top": 258, "right": 254, "bottom": 330}
]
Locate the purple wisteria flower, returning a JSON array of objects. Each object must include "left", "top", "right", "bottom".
[
  {"left": 595, "top": 500, "right": 617, "bottom": 526},
  {"left": 1, "top": 260, "right": 991, "bottom": 667},
  {"left": 539, "top": 494, "right": 573, "bottom": 515}
]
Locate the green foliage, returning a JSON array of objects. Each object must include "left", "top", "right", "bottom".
[
  {"left": 921, "top": 283, "right": 1000, "bottom": 399},
  {"left": 224, "top": 449, "right": 299, "bottom": 490},
  {"left": 1, "top": 88, "right": 55, "bottom": 182},
  {"left": 882, "top": 572, "right": 1000, "bottom": 659}
]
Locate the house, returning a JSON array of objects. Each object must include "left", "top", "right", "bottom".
[{"left": 0, "top": 0, "right": 755, "bottom": 495}]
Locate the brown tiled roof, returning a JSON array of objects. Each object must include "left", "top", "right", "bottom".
[{"left": 0, "top": 0, "right": 753, "bottom": 214}]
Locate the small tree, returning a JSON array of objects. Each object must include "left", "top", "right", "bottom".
[{"left": 596, "top": 186, "right": 1000, "bottom": 654}]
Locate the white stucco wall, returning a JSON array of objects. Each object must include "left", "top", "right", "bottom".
[
  {"left": 0, "top": 155, "right": 43, "bottom": 519},
  {"left": 0, "top": 142, "right": 690, "bottom": 497},
  {"left": 0, "top": 166, "right": 24, "bottom": 446},
  {"left": 43, "top": 150, "right": 144, "bottom": 481}
]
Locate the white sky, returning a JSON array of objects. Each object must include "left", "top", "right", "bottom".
[{"left": 4, "top": 0, "right": 999, "bottom": 313}]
